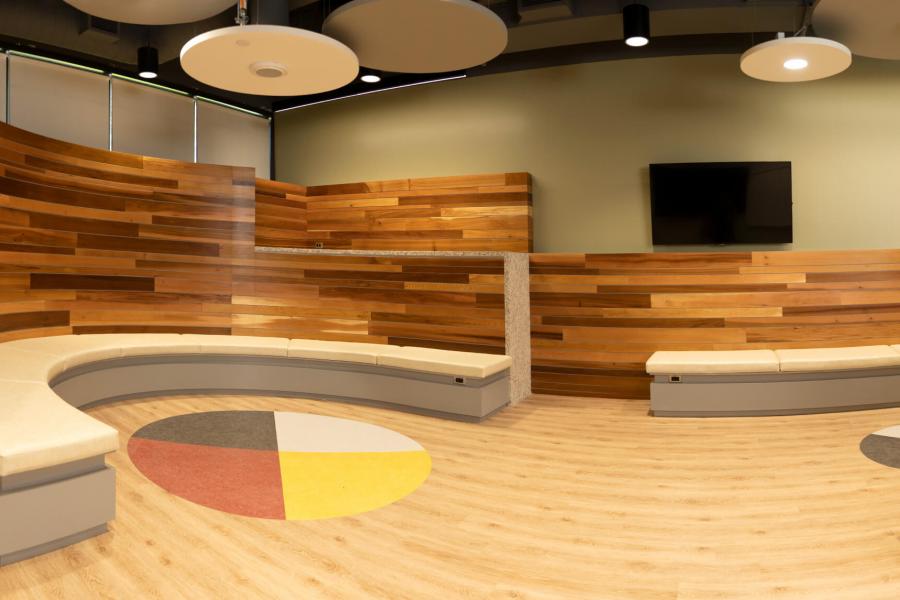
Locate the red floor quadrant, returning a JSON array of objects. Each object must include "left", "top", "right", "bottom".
[{"left": 128, "top": 437, "right": 286, "bottom": 519}]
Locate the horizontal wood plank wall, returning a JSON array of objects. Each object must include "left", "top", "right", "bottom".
[
  {"left": 255, "top": 173, "right": 533, "bottom": 251},
  {"left": 0, "top": 121, "right": 505, "bottom": 353},
  {"left": 531, "top": 251, "right": 900, "bottom": 399}
]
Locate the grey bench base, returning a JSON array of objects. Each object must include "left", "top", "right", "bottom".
[
  {"left": 0, "top": 353, "right": 510, "bottom": 567},
  {"left": 0, "top": 457, "right": 115, "bottom": 566},
  {"left": 651, "top": 367, "right": 900, "bottom": 417},
  {"left": 52, "top": 354, "right": 510, "bottom": 421}
]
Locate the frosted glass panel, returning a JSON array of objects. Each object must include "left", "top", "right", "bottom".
[
  {"left": 112, "top": 78, "right": 194, "bottom": 162},
  {"left": 0, "top": 55, "right": 6, "bottom": 123},
  {"left": 197, "top": 100, "right": 270, "bottom": 177},
  {"left": 8, "top": 55, "right": 109, "bottom": 148}
]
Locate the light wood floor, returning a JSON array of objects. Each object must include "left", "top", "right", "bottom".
[{"left": 4, "top": 394, "right": 900, "bottom": 600}]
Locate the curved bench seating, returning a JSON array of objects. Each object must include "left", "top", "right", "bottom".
[
  {"left": 0, "top": 333, "right": 512, "bottom": 566},
  {"left": 647, "top": 345, "right": 900, "bottom": 417}
]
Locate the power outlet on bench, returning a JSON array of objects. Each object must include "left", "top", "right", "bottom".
[
  {"left": 314, "top": 241, "right": 325, "bottom": 249},
  {"left": 454, "top": 377, "right": 465, "bottom": 385},
  {"left": 669, "top": 375, "right": 682, "bottom": 383}
]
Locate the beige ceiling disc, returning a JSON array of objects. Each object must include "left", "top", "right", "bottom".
[
  {"left": 180, "top": 25, "right": 359, "bottom": 96},
  {"left": 740, "top": 36, "right": 852, "bottom": 82},
  {"left": 323, "top": 0, "right": 508, "bottom": 73},
  {"left": 62, "top": 0, "right": 234, "bottom": 25},
  {"left": 814, "top": 0, "right": 900, "bottom": 60}
]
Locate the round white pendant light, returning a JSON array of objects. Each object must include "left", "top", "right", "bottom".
[
  {"left": 180, "top": 25, "right": 359, "bottom": 96},
  {"left": 62, "top": 0, "right": 234, "bottom": 25},
  {"left": 740, "top": 35, "right": 852, "bottom": 82},
  {"left": 814, "top": 0, "right": 900, "bottom": 60},
  {"left": 323, "top": 0, "right": 508, "bottom": 73}
]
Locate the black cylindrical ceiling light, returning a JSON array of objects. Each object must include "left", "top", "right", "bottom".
[
  {"left": 138, "top": 46, "right": 159, "bottom": 79},
  {"left": 623, "top": 3, "right": 650, "bottom": 47}
]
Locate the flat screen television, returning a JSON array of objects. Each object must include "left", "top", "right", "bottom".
[{"left": 649, "top": 162, "right": 793, "bottom": 245}]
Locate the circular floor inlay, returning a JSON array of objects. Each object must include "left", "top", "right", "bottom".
[
  {"left": 860, "top": 425, "right": 900, "bottom": 469},
  {"left": 128, "top": 411, "right": 431, "bottom": 520}
]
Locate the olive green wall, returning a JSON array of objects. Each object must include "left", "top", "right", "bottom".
[{"left": 274, "top": 54, "right": 900, "bottom": 253}]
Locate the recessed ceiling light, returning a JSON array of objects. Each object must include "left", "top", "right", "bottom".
[
  {"left": 623, "top": 4, "right": 650, "bottom": 48},
  {"left": 741, "top": 35, "right": 851, "bottom": 82},
  {"left": 180, "top": 24, "right": 358, "bottom": 96},
  {"left": 251, "top": 61, "right": 287, "bottom": 79},
  {"left": 783, "top": 58, "right": 809, "bottom": 70},
  {"left": 360, "top": 73, "right": 381, "bottom": 83}
]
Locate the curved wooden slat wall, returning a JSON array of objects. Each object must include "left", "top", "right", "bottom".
[
  {"left": 9, "top": 119, "right": 900, "bottom": 401},
  {"left": 0, "top": 122, "right": 505, "bottom": 353},
  {"left": 256, "top": 174, "right": 532, "bottom": 251},
  {"left": 532, "top": 252, "right": 900, "bottom": 399}
]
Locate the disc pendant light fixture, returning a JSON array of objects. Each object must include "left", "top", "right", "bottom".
[
  {"left": 180, "top": 1, "right": 358, "bottom": 96},
  {"left": 323, "top": 0, "right": 508, "bottom": 74},
  {"left": 814, "top": 0, "right": 900, "bottom": 60},
  {"left": 623, "top": 3, "right": 650, "bottom": 47},
  {"left": 740, "top": 33, "right": 852, "bottom": 82},
  {"left": 63, "top": 0, "right": 235, "bottom": 25},
  {"left": 137, "top": 46, "right": 158, "bottom": 79}
]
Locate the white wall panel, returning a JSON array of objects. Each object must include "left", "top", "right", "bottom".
[
  {"left": 112, "top": 78, "right": 194, "bottom": 161},
  {"left": 0, "top": 55, "right": 6, "bottom": 123},
  {"left": 8, "top": 55, "right": 108, "bottom": 149},
  {"left": 197, "top": 100, "right": 270, "bottom": 177}
]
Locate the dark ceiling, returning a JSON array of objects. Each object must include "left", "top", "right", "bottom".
[{"left": 0, "top": 0, "right": 809, "bottom": 115}]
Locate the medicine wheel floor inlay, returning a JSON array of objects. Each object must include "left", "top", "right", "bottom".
[
  {"left": 860, "top": 425, "right": 900, "bottom": 469},
  {"left": 127, "top": 411, "right": 431, "bottom": 520}
]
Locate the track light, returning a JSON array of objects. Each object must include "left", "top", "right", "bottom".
[
  {"left": 138, "top": 46, "right": 158, "bottom": 79},
  {"left": 623, "top": 3, "right": 650, "bottom": 48}
]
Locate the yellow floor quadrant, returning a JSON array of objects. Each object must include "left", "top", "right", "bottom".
[{"left": 278, "top": 450, "right": 431, "bottom": 520}]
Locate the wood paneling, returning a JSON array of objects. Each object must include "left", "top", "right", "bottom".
[
  {"left": 15, "top": 118, "right": 900, "bottom": 401},
  {"left": 0, "top": 121, "right": 505, "bottom": 354},
  {"left": 532, "top": 252, "right": 900, "bottom": 399},
  {"left": 256, "top": 173, "right": 532, "bottom": 251}
]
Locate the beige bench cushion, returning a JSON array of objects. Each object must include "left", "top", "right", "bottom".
[
  {"left": 0, "top": 333, "right": 510, "bottom": 477},
  {"left": 776, "top": 346, "right": 900, "bottom": 372},
  {"left": 181, "top": 334, "right": 289, "bottom": 357},
  {"left": 646, "top": 350, "right": 780, "bottom": 375},
  {"left": 4, "top": 334, "right": 127, "bottom": 378},
  {"left": 377, "top": 347, "right": 512, "bottom": 378},
  {"left": 0, "top": 349, "right": 62, "bottom": 383},
  {"left": 0, "top": 382, "right": 119, "bottom": 477},
  {"left": 288, "top": 339, "right": 394, "bottom": 365},
  {"left": 116, "top": 333, "right": 203, "bottom": 357}
]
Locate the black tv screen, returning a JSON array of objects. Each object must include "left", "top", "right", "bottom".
[{"left": 650, "top": 162, "right": 793, "bottom": 245}]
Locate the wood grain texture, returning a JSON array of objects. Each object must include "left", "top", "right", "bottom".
[
  {"left": 0, "top": 122, "right": 505, "bottom": 354},
  {"left": 5, "top": 392, "right": 900, "bottom": 599},
  {"left": 532, "top": 252, "right": 900, "bottom": 399},
  {"left": 256, "top": 173, "right": 533, "bottom": 251}
]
